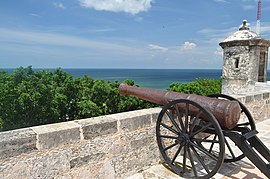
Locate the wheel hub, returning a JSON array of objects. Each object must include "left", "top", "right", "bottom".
[{"left": 177, "top": 133, "right": 190, "bottom": 145}]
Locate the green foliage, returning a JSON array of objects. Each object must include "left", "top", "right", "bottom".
[
  {"left": 0, "top": 67, "right": 155, "bottom": 131},
  {"left": 0, "top": 67, "right": 221, "bottom": 132},
  {"left": 168, "top": 78, "right": 222, "bottom": 96}
]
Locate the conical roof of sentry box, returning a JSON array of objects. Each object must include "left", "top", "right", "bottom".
[
  {"left": 221, "top": 29, "right": 258, "bottom": 43},
  {"left": 218, "top": 20, "right": 270, "bottom": 48},
  {"left": 221, "top": 20, "right": 258, "bottom": 43}
]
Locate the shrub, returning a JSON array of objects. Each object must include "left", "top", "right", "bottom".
[{"left": 168, "top": 78, "right": 222, "bottom": 96}]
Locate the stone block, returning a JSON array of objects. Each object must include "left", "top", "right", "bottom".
[
  {"left": 56, "top": 163, "right": 102, "bottom": 179},
  {"left": 31, "top": 149, "right": 71, "bottom": 178},
  {"left": 31, "top": 121, "right": 81, "bottom": 150},
  {"left": 245, "top": 95, "right": 254, "bottom": 103},
  {"left": 75, "top": 116, "right": 117, "bottom": 140},
  {"left": 147, "top": 108, "right": 161, "bottom": 124},
  {"left": 0, "top": 108, "right": 165, "bottom": 179},
  {"left": 114, "top": 108, "right": 159, "bottom": 131},
  {"left": 70, "top": 153, "right": 105, "bottom": 169},
  {"left": 254, "top": 94, "right": 262, "bottom": 101},
  {"left": 119, "top": 113, "right": 151, "bottom": 131},
  {"left": 0, "top": 148, "right": 71, "bottom": 179},
  {"left": 263, "top": 92, "right": 270, "bottom": 99},
  {"left": 130, "top": 137, "right": 154, "bottom": 151},
  {"left": 0, "top": 128, "right": 36, "bottom": 160}
]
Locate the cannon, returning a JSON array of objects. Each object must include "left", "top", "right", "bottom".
[{"left": 119, "top": 83, "right": 270, "bottom": 179}]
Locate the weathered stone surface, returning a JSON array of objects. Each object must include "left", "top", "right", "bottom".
[
  {"left": 112, "top": 146, "right": 159, "bottom": 179},
  {"left": 0, "top": 128, "right": 36, "bottom": 160},
  {"left": 245, "top": 95, "right": 254, "bottom": 103},
  {"left": 119, "top": 114, "right": 151, "bottom": 131},
  {"left": 75, "top": 116, "right": 117, "bottom": 140},
  {"left": 220, "top": 24, "right": 270, "bottom": 95},
  {"left": 3, "top": 105, "right": 270, "bottom": 179},
  {"left": 55, "top": 163, "right": 103, "bottom": 179},
  {"left": 263, "top": 92, "right": 270, "bottom": 99},
  {"left": 97, "top": 160, "right": 117, "bottom": 179},
  {"left": 111, "top": 109, "right": 154, "bottom": 131},
  {"left": 0, "top": 148, "right": 71, "bottom": 179},
  {"left": 70, "top": 153, "right": 105, "bottom": 169},
  {"left": 254, "top": 94, "right": 262, "bottom": 101},
  {"left": 31, "top": 121, "right": 81, "bottom": 149}
]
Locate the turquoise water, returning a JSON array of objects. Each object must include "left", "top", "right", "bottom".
[
  {"left": 63, "top": 69, "right": 222, "bottom": 89},
  {"left": 3, "top": 68, "right": 270, "bottom": 89},
  {"left": 3, "top": 68, "right": 222, "bottom": 89}
]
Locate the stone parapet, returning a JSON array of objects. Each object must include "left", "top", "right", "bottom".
[
  {"left": 1, "top": 91, "right": 269, "bottom": 179},
  {"left": 234, "top": 91, "right": 270, "bottom": 122},
  {"left": 0, "top": 107, "right": 161, "bottom": 179},
  {"left": 31, "top": 121, "right": 81, "bottom": 150},
  {"left": 0, "top": 128, "right": 37, "bottom": 160}
]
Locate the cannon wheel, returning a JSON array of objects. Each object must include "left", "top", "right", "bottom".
[
  {"left": 208, "top": 94, "right": 256, "bottom": 163},
  {"left": 156, "top": 99, "right": 225, "bottom": 179}
]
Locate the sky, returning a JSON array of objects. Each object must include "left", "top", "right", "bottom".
[{"left": 1, "top": 0, "right": 270, "bottom": 69}]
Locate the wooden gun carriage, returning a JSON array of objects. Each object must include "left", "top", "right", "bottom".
[{"left": 119, "top": 83, "right": 270, "bottom": 179}]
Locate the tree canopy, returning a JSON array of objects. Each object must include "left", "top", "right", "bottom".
[{"left": 0, "top": 66, "right": 221, "bottom": 131}]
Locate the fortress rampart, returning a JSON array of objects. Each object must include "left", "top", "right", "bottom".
[
  {"left": 0, "top": 108, "right": 160, "bottom": 178},
  {"left": 1, "top": 90, "right": 270, "bottom": 178}
]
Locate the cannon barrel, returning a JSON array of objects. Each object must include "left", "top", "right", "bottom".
[{"left": 119, "top": 83, "right": 241, "bottom": 129}]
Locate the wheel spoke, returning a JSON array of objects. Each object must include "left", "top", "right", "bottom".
[
  {"left": 163, "top": 142, "right": 178, "bottom": 152},
  {"left": 190, "top": 123, "right": 212, "bottom": 137},
  {"left": 171, "top": 145, "right": 183, "bottom": 164},
  {"left": 192, "top": 138, "right": 219, "bottom": 144},
  {"left": 191, "top": 141, "right": 218, "bottom": 161},
  {"left": 190, "top": 145, "right": 210, "bottom": 174},
  {"left": 165, "top": 110, "right": 182, "bottom": 133},
  {"left": 158, "top": 135, "right": 178, "bottom": 140},
  {"left": 236, "top": 122, "right": 250, "bottom": 127},
  {"left": 174, "top": 104, "right": 185, "bottom": 131},
  {"left": 160, "top": 122, "right": 179, "bottom": 135},
  {"left": 183, "top": 145, "right": 187, "bottom": 173},
  {"left": 184, "top": 103, "right": 189, "bottom": 132},
  {"left": 208, "top": 134, "right": 217, "bottom": 153},
  {"left": 187, "top": 147, "right": 198, "bottom": 177},
  {"left": 189, "top": 110, "right": 202, "bottom": 134},
  {"left": 224, "top": 137, "right": 235, "bottom": 159}
]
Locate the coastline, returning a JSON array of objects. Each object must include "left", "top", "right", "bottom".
[{"left": 2, "top": 68, "right": 270, "bottom": 89}]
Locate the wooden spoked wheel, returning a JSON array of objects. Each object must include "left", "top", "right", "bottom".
[
  {"left": 156, "top": 99, "right": 225, "bottom": 179},
  {"left": 208, "top": 94, "right": 255, "bottom": 163}
]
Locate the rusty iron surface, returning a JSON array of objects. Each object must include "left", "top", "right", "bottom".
[{"left": 119, "top": 83, "right": 241, "bottom": 129}]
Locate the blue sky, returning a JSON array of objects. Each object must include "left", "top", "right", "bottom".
[{"left": 1, "top": 0, "right": 270, "bottom": 69}]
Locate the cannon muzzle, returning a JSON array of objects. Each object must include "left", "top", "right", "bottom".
[{"left": 119, "top": 83, "right": 241, "bottom": 129}]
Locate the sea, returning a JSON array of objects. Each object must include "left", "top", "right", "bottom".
[
  {"left": 64, "top": 69, "right": 225, "bottom": 89},
  {"left": 3, "top": 68, "right": 270, "bottom": 89}
]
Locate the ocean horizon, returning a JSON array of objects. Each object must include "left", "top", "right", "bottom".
[{"left": 3, "top": 68, "right": 270, "bottom": 89}]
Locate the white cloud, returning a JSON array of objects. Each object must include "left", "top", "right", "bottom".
[
  {"left": 29, "top": 13, "right": 42, "bottom": 18},
  {"left": 180, "top": 41, "right": 197, "bottom": 50},
  {"left": 0, "top": 28, "right": 142, "bottom": 54},
  {"left": 79, "top": 0, "right": 153, "bottom": 15},
  {"left": 241, "top": 0, "right": 256, "bottom": 2},
  {"left": 148, "top": 44, "right": 168, "bottom": 52},
  {"left": 242, "top": 5, "right": 255, "bottom": 10},
  {"left": 0, "top": 27, "right": 151, "bottom": 68},
  {"left": 260, "top": 23, "right": 270, "bottom": 37},
  {"left": 53, "top": 2, "right": 66, "bottom": 9},
  {"left": 135, "top": 17, "right": 144, "bottom": 22},
  {"left": 213, "top": 0, "right": 229, "bottom": 3},
  {"left": 214, "top": 47, "right": 223, "bottom": 56}
]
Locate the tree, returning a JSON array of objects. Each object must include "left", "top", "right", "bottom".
[
  {"left": 168, "top": 78, "right": 222, "bottom": 96},
  {"left": 0, "top": 67, "right": 219, "bottom": 132}
]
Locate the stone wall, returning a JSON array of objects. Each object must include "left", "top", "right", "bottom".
[
  {"left": 235, "top": 90, "right": 270, "bottom": 123},
  {"left": 1, "top": 91, "right": 270, "bottom": 179},
  {"left": 0, "top": 108, "right": 161, "bottom": 179}
]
